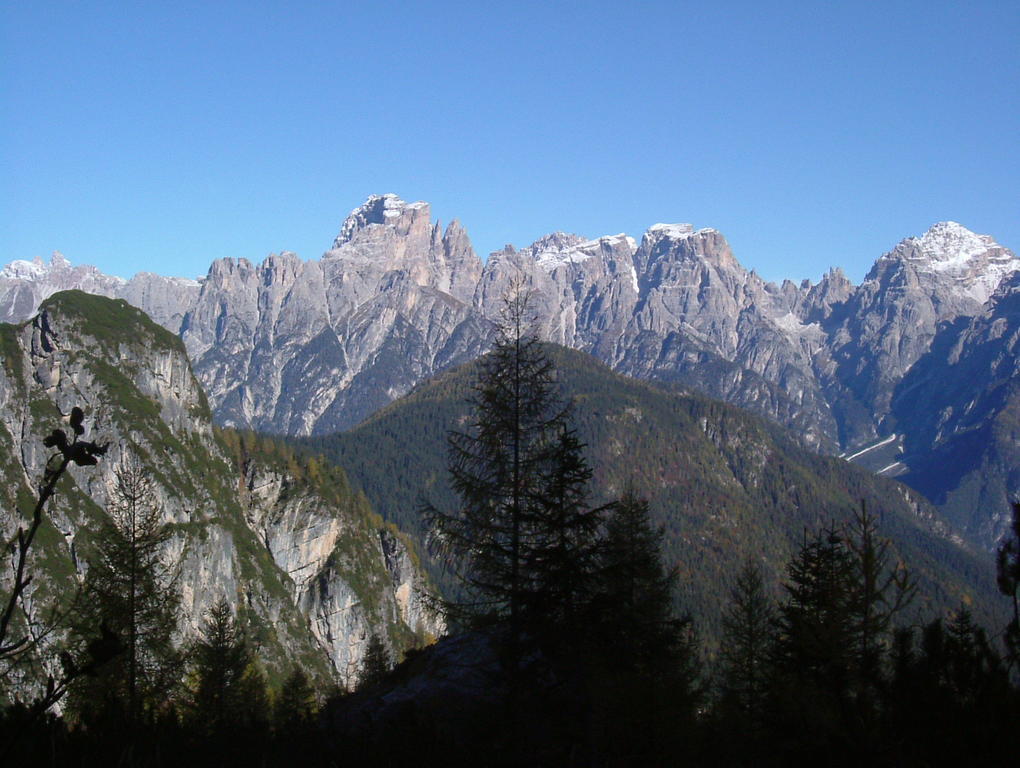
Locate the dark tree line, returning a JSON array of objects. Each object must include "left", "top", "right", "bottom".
[{"left": 709, "top": 506, "right": 1020, "bottom": 768}]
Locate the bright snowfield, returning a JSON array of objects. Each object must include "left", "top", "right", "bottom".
[{"left": 899, "top": 221, "right": 1018, "bottom": 304}]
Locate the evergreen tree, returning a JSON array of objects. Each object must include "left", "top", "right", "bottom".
[
  {"left": 426, "top": 289, "right": 589, "bottom": 633},
  {"left": 68, "top": 458, "right": 180, "bottom": 725},
  {"left": 885, "top": 610, "right": 1019, "bottom": 766},
  {"left": 590, "top": 491, "right": 698, "bottom": 763},
  {"left": 773, "top": 527, "right": 855, "bottom": 684},
  {"left": 717, "top": 558, "right": 775, "bottom": 733},
  {"left": 187, "top": 597, "right": 261, "bottom": 733},
  {"left": 238, "top": 663, "right": 271, "bottom": 729},
  {"left": 596, "top": 492, "right": 688, "bottom": 672},
  {"left": 768, "top": 526, "right": 856, "bottom": 763},
  {"left": 523, "top": 425, "right": 606, "bottom": 635},
  {"left": 356, "top": 633, "right": 391, "bottom": 692},
  {"left": 843, "top": 503, "right": 914, "bottom": 741},
  {"left": 768, "top": 513, "right": 915, "bottom": 763},
  {"left": 274, "top": 664, "right": 317, "bottom": 730}
]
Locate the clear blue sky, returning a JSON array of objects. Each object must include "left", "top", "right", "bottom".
[{"left": 2, "top": 1, "right": 1017, "bottom": 283}]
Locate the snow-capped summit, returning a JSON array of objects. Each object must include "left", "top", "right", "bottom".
[
  {"left": 908, "top": 221, "right": 1000, "bottom": 266},
  {"left": 892, "top": 222, "right": 1019, "bottom": 305},
  {"left": 0, "top": 252, "right": 75, "bottom": 280},
  {"left": 1, "top": 256, "right": 46, "bottom": 280},
  {"left": 333, "top": 194, "right": 430, "bottom": 248},
  {"left": 647, "top": 222, "right": 696, "bottom": 238}
]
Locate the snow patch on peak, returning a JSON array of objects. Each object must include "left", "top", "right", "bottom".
[
  {"left": 526, "top": 232, "right": 639, "bottom": 273},
  {"left": 1, "top": 256, "right": 47, "bottom": 279},
  {"left": 1, "top": 252, "right": 88, "bottom": 280},
  {"left": 334, "top": 194, "right": 429, "bottom": 247},
  {"left": 648, "top": 223, "right": 695, "bottom": 238},
  {"left": 772, "top": 311, "right": 824, "bottom": 343},
  {"left": 645, "top": 223, "right": 721, "bottom": 243},
  {"left": 528, "top": 232, "right": 587, "bottom": 252},
  {"left": 533, "top": 244, "right": 596, "bottom": 273},
  {"left": 581, "top": 233, "right": 636, "bottom": 250},
  {"left": 893, "top": 221, "right": 1019, "bottom": 303},
  {"left": 907, "top": 222, "right": 997, "bottom": 266}
]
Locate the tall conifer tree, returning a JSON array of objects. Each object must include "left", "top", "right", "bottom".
[
  {"left": 996, "top": 502, "right": 1020, "bottom": 669},
  {"left": 426, "top": 288, "right": 598, "bottom": 634},
  {"left": 187, "top": 597, "right": 265, "bottom": 733},
  {"left": 717, "top": 559, "right": 775, "bottom": 727},
  {"left": 68, "top": 459, "right": 180, "bottom": 725}
]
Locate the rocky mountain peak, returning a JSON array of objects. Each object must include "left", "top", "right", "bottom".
[
  {"left": 635, "top": 222, "right": 737, "bottom": 276},
  {"left": 519, "top": 233, "right": 589, "bottom": 272},
  {"left": 528, "top": 232, "right": 588, "bottom": 252},
  {"left": 333, "top": 193, "right": 431, "bottom": 248},
  {"left": 879, "top": 221, "right": 1019, "bottom": 305},
  {"left": 0, "top": 256, "right": 46, "bottom": 280},
  {"left": 909, "top": 221, "right": 997, "bottom": 262}
]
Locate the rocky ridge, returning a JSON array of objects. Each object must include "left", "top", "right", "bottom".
[
  {"left": 0, "top": 291, "right": 439, "bottom": 690},
  {"left": 3, "top": 196, "right": 1018, "bottom": 543}
]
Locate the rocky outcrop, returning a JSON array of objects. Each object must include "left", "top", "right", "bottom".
[
  {"left": 0, "top": 291, "right": 436, "bottom": 685},
  {"left": 6, "top": 203, "right": 1014, "bottom": 455},
  {"left": 823, "top": 222, "right": 1018, "bottom": 444},
  {"left": 174, "top": 195, "right": 487, "bottom": 434}
]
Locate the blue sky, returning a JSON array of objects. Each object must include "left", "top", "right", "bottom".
[{"left": 2, "top": 1, "right": 1016, "bottom": 283}]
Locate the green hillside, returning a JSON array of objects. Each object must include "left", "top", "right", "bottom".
[{"left": 299, "top": 344, "right": 1005, "bottom": 644}]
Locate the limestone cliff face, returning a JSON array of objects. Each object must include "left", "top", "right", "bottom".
[
  {"left": 5, "top": 203, "right": 1015, "bottom": 458},
  {"left": 0, "top": 292, "right": 437, "bottom": 685},
  {"left": 824, "top": 223, "right": 1018, "bottom": 435},
  {"left": 4, "top": 203, "right": 1019, "bottom": 542},
  {"left": 238, "top": 460, "right": 440, "bottom": 684},
  {"left": 176, "top": 195, "right": 486, "bottom": 435}
]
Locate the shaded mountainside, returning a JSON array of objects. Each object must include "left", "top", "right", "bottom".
[
  {"left": 891, "top": 272, "right": 1020, "bottom": 548},
  {"left": 0, "top": 291, "right": 438, "bottom": 694},
  {"left": 298, "top": 344, "right": 1004, "bottom": 643}
]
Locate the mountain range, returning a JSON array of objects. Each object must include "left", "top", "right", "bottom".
[{"left": 2, "top": 195, "right": 1017, "bottom": 546}]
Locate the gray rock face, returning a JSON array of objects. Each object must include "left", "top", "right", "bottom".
[
  {"left": 1, "top": 252, "right": 126, "bottom": 322},
  {"left": 241, "top": 460, "right": 441, "bottom": 685},
  {"left": 175, "top": 195, "right": 486, "bottom": 434},
  {"left": 3, "top": 202, "right": 1018, "bottom": 535},
  {"left": 890, "top": 272, "right": 1020, "bottom": 547},
  {"left": 823, "top": 222, "right": 1018, "bottom": 445},
  {"left": 0, "top": 292, "right": 438, "bottom": 686},
  {"left": 0, "top": 252, "right": 201, "bottom": 332},
  {"left": 615, "top": 225, "right": 837, "bottom": 450}
]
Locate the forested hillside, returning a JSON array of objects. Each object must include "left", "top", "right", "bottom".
[{"left": 300, "top": 344, "right": 1004, "bottom": 642}]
